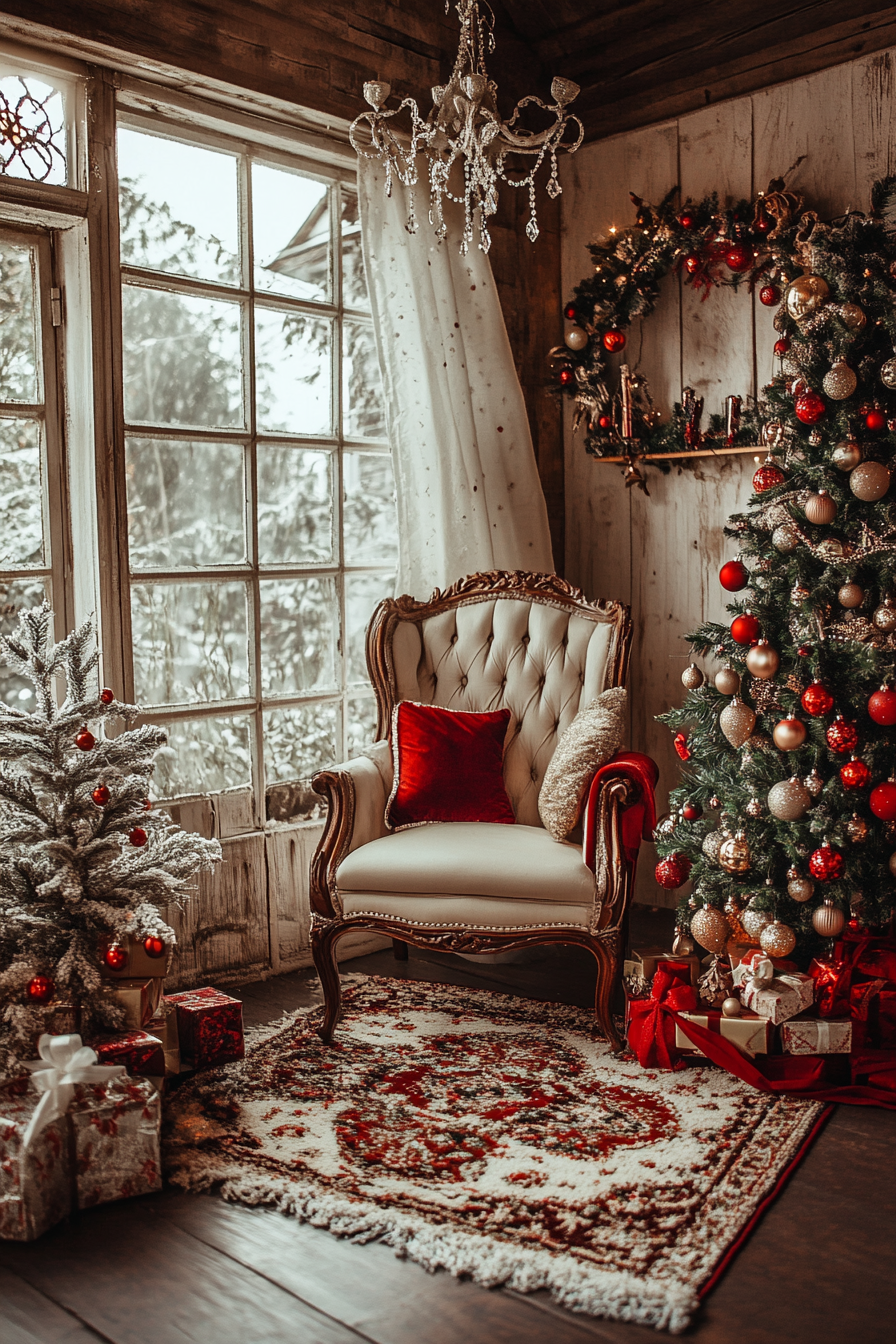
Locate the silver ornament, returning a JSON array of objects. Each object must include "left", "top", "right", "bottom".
[
  {"left": 745, "top": 640, "right": 779, "bottom": 679},
  {"left": 702, "top": 830, "right": 724, "bottom": 863},
  {"left": 564, "top": 325, "right": 589, "bottom": 351},
  {"left": 715, "top": 666, "right": 741, "bottom": 695},
  {"left": 672, "top": 929, "right": 696, "bottom": 955},
  {"left": 832, "top": 439, "right": 863, "bottom": 471},
  {"left": 787, "top": 874, "right": 814, "bottom": 902},
  {"left": 746, "top": 797, "right": 763, "bottom": 818},
  {"left": 741, "top": 904, "right": 773, "bottom": 939},
  {"left": 850, "top": 460, "right": 891, "bottom": 502},
  {"left": 873, "top": 600, "right": 896, "bottom": 632},
  {"left": 816, "top": 537, "right": 846, "bottom": 559},
  {"left": 720, "top": 697, "right": 757, "bottom": 748},
  {"left": 838, "top": 582, "right": 864, "bottom": 608},
  {"left": 760, "top": 920, "right": 797, "bottom": 957},
  {"left": 690, "top": 906, "right": 732, "bottom": 955},
  {"left": 772, "top": 523, "right": 800, "bottom": 553},
  {"left": 839, "top": 302, "right": 866, "bottom": 331},
  {"left": 681, "top": 662, "right": 705, "bottom": 690},
  {"left": 888, "top": 852, "right": 896, "bottom": 877},
  {"left": 722, "top": 996, "right": 742, "bottom": 1018},
  {"left": 823, "top": 357, "right": 857, "bottom": 400},
  {"left": 785, "top": 272, "right": 830, "bottom": 321},
  {"left": 767, "top": 776, "right": 812, "bottom": 820},
  {"left": 803, "top": 769, "right": 824, "bottom": 797},
  {"left": 880, "top": 355, "right": 896, "bottom": 391}
]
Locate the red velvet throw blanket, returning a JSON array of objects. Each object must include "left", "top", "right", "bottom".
[{"left": 583, "top": 750, "right": 658, "bottom": 871}]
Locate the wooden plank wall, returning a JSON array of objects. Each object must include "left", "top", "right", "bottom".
[{"left": 559, "top": 47, "right": 896, "bottom": 906}]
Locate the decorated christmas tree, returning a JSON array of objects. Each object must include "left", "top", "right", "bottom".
[
  {"left": 0, "top": 604, "right": 220, "bottom": 1073},
  {"left": 655, "top": 175, "right": 896, "bottom": 964}
]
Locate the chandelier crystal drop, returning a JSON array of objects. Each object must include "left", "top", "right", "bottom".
[{"left": 350, "top": 0, "right": 584, "bottom": 254}]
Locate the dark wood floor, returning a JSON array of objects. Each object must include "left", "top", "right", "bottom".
[{"left": 2, "top": 916, "right": 895, "bottom": 1344}]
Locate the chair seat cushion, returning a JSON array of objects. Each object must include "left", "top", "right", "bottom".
[{"left": 336, "top": 822, "right": 595, "bottom": 905}]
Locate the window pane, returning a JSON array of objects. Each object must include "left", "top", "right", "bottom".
[
  {"left": 122, "top": 284, "right": 244, "bottom": 429},
  {"left": 126, "top": 437, "right": 246, "bottom": 569},
  {"left": 118, "top": 128, "right": 239, "bottom": 285},
  {"left": 0, "top": 418, "right": 44, "bottom": 566},
  {"left": 253, "top": 163, "right": 329, "bottom": 302},
  {"left": 255, "top": 309, "right": 331, "bottom": 436},
  {"left": 153, "top": 714, "right": 252, "bottom": 797},
  {"left": 131, "top": 581, "right": 251, "bottom": 706},
  {"left": 0, "top": 576, "right": 50, "bottom": 710},
  {"left": 0, "top": 74, "right": 66, "bottom": 185},
  {"left": 263, "top": 701, "right": 338, "bottom": 784},
  {"left": 259, "top": 576, "right": 339, "bottom": 696},
  {"left": 257, "top": 446, "right": 333, "bottom": 565},
  {"left": 343, "top": 320, "right": 385, "bottom": 439},
  {"left": 343, "top": 451, "right": 397, "bottom": 565},
  {"left": 345, "top": 572, "right": 392, "bottom": 683},
  {"left": 341, "top": 187, "right": 368, "bottom": 309},
  {"left": 346, "top": 691, "right": 377, "bottom": 756},
  {"left": 0, "top": 239, "right": 41, "bottom": 403}
]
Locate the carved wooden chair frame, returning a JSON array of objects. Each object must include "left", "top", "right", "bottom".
[{"left": 309, "top": 570, "right": 636, "bottom": 1048}]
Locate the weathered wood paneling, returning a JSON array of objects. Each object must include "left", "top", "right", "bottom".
[
  {"left": 165, "top": 834, "right": 270, "bottom": 987},
  {"left": 560, "top": 45, "right": 896, "bottom": 906}
]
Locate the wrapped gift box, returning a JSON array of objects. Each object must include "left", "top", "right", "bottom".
[
  {"left": 780, "top": 1016, "right": 852, "bottom": 1055},
  {"left": 92, "top": 1030, "right": 165, "bottom": 1083},
  {"left": 0, "top": 1078, "right": 71, "bottom": 1242},
  {"left": 674, "top": 1009, "right": 772, "bottom": 1058},
  {"left": 143, "top": 1001, "right": 180, "bottom": 1079},
  {"left": 739, "top": 971, "right": 814, "bottom": 1026},
  {"left": 109, "top": 977, "right": 163, "bottom": 1029},
  {"left": 68, "top": 1076, "right": 161, "bottom": 1209},
  {"left": 164, "top": 987, "right": 244, "bottom": 1070},
  {"left": 627, "top": 946, "right": 701, "bottom": 988}
]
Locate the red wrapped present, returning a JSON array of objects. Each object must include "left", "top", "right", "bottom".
[
  {"left": 68, "top": 1075, "right": 161, "bottom": 1208},
  {"left": 92, "top": 1030, "right": 165, "bottom": 1083},
  {"left": 809, "top": 931, "right": 896, "bottom": 1018},
  {"left": 0, "top": 1077, "right": 71, "bottom": 1241},
  {"left": 627, "top": 961, "right": 697, "bottom": 1070},
  {"left": 164, "top": 987, "right": 244, "bottom": 1070}
]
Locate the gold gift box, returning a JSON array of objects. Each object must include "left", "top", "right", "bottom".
[{"left": 675, "top": 1009, "right": 772, "bottom": 1058}]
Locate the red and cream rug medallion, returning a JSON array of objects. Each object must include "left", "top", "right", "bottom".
[{"left": 164, "top": 976, "right": 826, "bottom": 1333}]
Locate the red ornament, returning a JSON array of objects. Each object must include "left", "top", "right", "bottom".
[
  {"left": 870, "top": 781, "right": 896, "bottom": 821},
  {"left": 100, "top": 688, "right": 115, "bottom": 704},
  {"left": 798, "top": 644, "right": 811, "bottom": 657},
  {"left": 655, "top": 853, "right": 692, "bottom": 889},
  {"left": 103, "top": 942, "right": 128, "bottom": 970},
  {"left": 774, "top": 337, "right": 791, "bottom": 356},
  {"left": 801, "top": 681, "right": 835, "bottom": 717},
  {"left": 144, "top": 798, "right": 153, "bottom": 811},
  {"left": 725, "top": 242, "right": 753, "bottom": 272},
  {"left": 27, "top": 974, "right": 55, "bottom": 1004},
  {"left": 731, "top": 612, "right": 761, "bottom": 645},
  {"left": 753, "top": 208, "right": 772, "bottom": 235},
  {"left": 129, "top": 826, "right": 148, "bottom": 847},
  {"left": 719, "top": 559, "right": 749, "bottom": 591},
  {"left": 809, "top": 843, "right": 845, "bottom": 882},
  {"left": 75, "top": 727, "right": 96, "bottom": 751},
  {"left": 753, "top": 462, "right": 785, "bottom": 492},
  {"left": 679, "top": 212, "right": 695, "bottom": 228},
  {"left": 681, "top": 801, "right": 703, "bottom": 821},
  {"left": 826, "top": 717, "right": 858, "bottom": 754},
  {"left": 673, "top": 731, "right": 691, "bottom": 761},
  {"left": 684, "top": 253, "right": 701, "bottom": 275},
  {"left": 598, "top": 414, "right": 612, "bottom": 429},
  {"left": 563, "top": 303, "right": 577, "bottom": 321},
  {"left": 143, "top": 935, "right": 166, "bottom": 959},
  {"left": 868, "top": 686, "right": 896, "bottom": 726},
  {"left": 558, "top": 367, "right": 574, "bottom": 386},
  {"left": 840, "top": 758, "right": 871, "bottom": 790},
  {"left": 602, "top": 329, "right": 626, "bottom": 352},
  {"left": 759, "top": 284, "right": 781, "bottom": 306},
  {"left": 795, "top": 390, "right": 826, "bottom": 424},
  {"left": 91, "top": 783, "right": 111, "bottom": 807},
  {"left": 865, "top": 408, "right": 886, "bottom": 432}
]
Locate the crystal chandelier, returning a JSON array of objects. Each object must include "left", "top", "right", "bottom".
[{"left": 350, "top": 0, "right": 584, "bottom": 254}]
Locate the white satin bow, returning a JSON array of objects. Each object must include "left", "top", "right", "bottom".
[{"left": 22, "top": 1033, "right": 125, "bottom": 1149}]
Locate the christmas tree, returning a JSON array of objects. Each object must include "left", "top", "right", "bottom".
[
  {"left": 655, "top": 175, "right": 896, "bottom": 964},
  {"left": 0, "top": 604, "right": 220, "bottom": 1073}
]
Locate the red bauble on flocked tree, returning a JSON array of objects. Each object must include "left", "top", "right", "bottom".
[
  {"left": 655, "top": 853, "right": 692, "bottom": 889},
  {"left": 602, "top": 329, "right": 626, "bottom": 352},
  {"left": 143, "top": 935, "right": 167, "bottom": 959},
  {"left": 26, "top": 975, "right": 55, "bottom": 1004}
]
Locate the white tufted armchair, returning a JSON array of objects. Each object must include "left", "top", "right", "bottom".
[{"left": 309, "top": 570, "right": 646, "bottom": 1049}]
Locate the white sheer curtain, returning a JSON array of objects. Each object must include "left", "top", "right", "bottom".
[{"left": 357, "top": 158, "right": 554, "bottom": 599}]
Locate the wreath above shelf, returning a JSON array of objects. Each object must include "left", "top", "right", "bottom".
[{"left": 551, "top": 164, "right": 894, "bottom": 489}]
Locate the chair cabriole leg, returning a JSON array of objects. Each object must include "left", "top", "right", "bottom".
[
  {"left": 312, "top": 920, "right": 344, "bottom": 1043},
  {"left": 591, "top": 935, "right": 624, "bottom": 1053}
]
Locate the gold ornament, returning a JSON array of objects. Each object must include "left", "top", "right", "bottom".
[
  {"left": 760, "top": 920, "right": 797, "bottom": 957},
  {"left": 838, "top": 582, "right": 864, "bottom": 608},
  {"left": 745, "top": 640, "right": 779, "bottom": 679},
  {"left": 804, "top": 769, "right": 824, "bottom": 797},
  {"left": 767, "top": 776, "right": 812, "bottom": 820},
  {"left": 832, "top": 439, "right": 863, "bottom": 471},
  {"left": 804, "top": 490, "right": 837, "bottom": 525},
  {"left": 880, "top": 354, "right": 896, "bottom": 390},
  {"left": 846, "top": 813, "right": 869, "bottom": 843},
  {"left": 690, "top": 905, "right": 732, "bottom": 955},
  {"left": 564, "top": 325, "right": 589, "bottom": 351},
  {"left": 812, "top": 899, "right": 846, "bottom": 938},
  {"left": 681, "top": 662, "right": 705, "bottom": 690},
  {"left": 715, "top": 666, "right": 741, "bottom": 695},
  {"left": 888, "top": 852, "right": 896, "bottom": 876},
  {"left": 746, "top": 797, "right": 763, "bottom": 818},
  {"left": 772, "top": 523, "right": 800, "bottom": 553},
  {"left": 672, "top": 929, "right": 695, "bottom": 955},
  {"left": 823, "top": 357, "right": 857, "bottom": 400},
  {"left": 720, "top": 697, "right": 757, "bottom": 747},
  {"left": 719, "top": 831, "right": 751, "bottom": 874},
  {"left": 773, "top": 716, "right": 807, "bottom": 751},
  {"left": 721, "top": 996, "right": 742, "bottom": 1018},
  {"left": 849, "top": 460, "right": 891, "bottom": 502},
  {"left": 816, "top": 537, "right": 846, "bottom": 559},
  {"left": 697, "top": 956, "right": 734, "bottom": 1006},
  {"left": 785, "top": 271, "right": 830, "bottom": 321},
  {"left": 873, "top": 599, "right": 896, "bottom": 632},
  {"left": 787, "top": 873, "right": 814, "bottom": 902},
  {"left": 839, "top": 302, "right": 866, "bottom": 331},
  {"left": 741, "top": 903, "right": 772, "bottom": 939},
  {"left": 702, "top": 830, "right": 725, "bottom": 863},
  {"left": 655, "top": 812, "right": 676, "bottom": 836}
]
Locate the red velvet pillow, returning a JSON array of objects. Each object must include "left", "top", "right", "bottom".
[{"left": 386, "top": 700, "right": 516, "bottom": 830}]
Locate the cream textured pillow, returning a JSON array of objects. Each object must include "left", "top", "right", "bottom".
[{"left": 538, "top": 687, "right": 627, "bottom": 841}]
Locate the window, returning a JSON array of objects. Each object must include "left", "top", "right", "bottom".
[{"left": 116, "top": 118, "right": 396, "bottom": 817}]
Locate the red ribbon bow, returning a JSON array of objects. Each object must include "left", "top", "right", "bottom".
[{"left": 627, "top": 964, "right": 698, "bottom": 1070}]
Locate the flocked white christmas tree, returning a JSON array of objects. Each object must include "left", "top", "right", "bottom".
[{"left": 0, "top": 604, "right": 220, "bottom": 1073}]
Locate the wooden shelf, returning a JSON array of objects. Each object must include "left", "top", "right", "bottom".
[{"left": 593, "top": 445, "right": 764, "bottom": 464}]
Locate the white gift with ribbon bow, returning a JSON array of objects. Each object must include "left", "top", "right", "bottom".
[{"left": 21, "top": 1033, "right": 125, "bottom": 1149}]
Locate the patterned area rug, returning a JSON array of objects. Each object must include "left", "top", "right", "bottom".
[{"left": 163, "top": 976, "right": 826, "bottom": 1333}]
